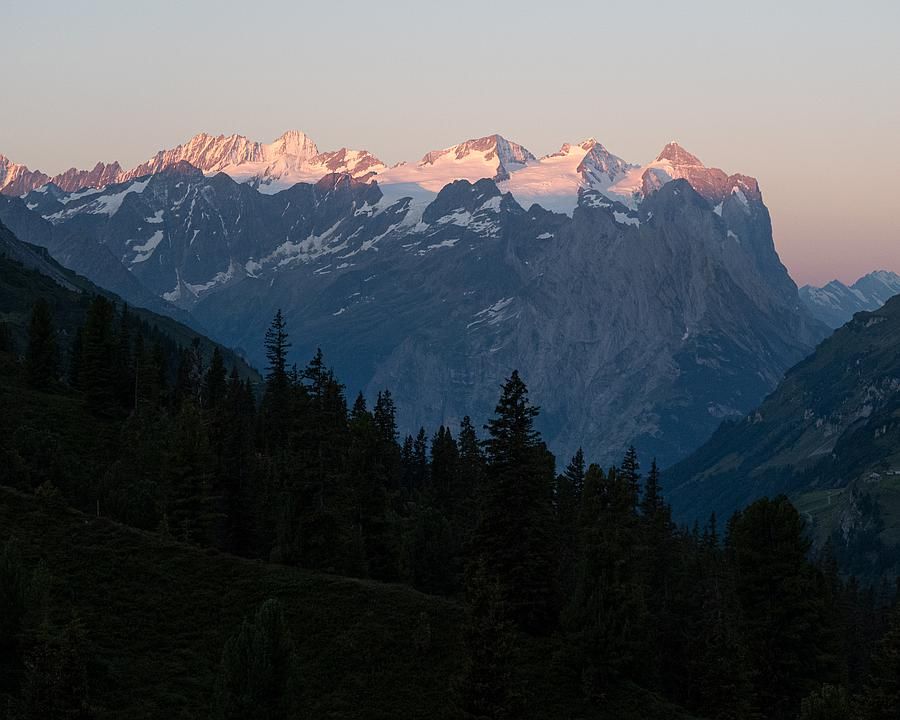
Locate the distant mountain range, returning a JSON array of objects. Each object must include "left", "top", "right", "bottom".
[
  {"left": 800, "top": 271, "right": 900, "bottom": 329},
  {"left": 0, "top": 130, "right": 834, "bottom": 467},
  {"left": 1, "top": 130, "right": 763, "bottom": 215}
]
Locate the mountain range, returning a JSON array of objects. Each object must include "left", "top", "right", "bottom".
[
  {"left": 800, "top": 271, "right": 900, "bottom": 329},
  {"left": 0, "top": 130, "right": 762, "bottom": 214},
  {"left": 0, "top": 130, "right": 836, "bottom": 467}
]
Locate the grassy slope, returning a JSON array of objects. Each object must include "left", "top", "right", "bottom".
[
  {"left": 0, "top": 487, "right": 461, "bottom": 719},
  {"left": 0, "top": 485, "right": 696, "bottom": 720}
]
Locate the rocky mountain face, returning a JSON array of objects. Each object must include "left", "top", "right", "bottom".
[
  {"left": 800, "top": 270, "right": 900, "bottom": 328},
  {"left": 0, "top": 139, "right": 827, "bottom": 467},
  {"left": 665, "top": 295, "right": 900, "bottom": 575},
  {"left": 0, "top": 155, "right": 50, "bottom": 196}
]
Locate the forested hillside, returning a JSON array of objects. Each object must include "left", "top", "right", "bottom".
[{"left": 2, "top": 281, "right": 899, "bottom": 718}]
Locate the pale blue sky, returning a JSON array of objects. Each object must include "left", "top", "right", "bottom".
[{"left": 2, "top": 0, "right": 898, "bottom": 284}]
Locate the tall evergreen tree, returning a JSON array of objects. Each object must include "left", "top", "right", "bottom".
[
  {"left": 474, "top": 370, "right": 557, "bottom": 633},
  {"left": 260, "top": 310, "right": 292, "bottom": 450},
  {"left": 264, "top": 310, "right": 290, "bottom": 388},
  {"left": 204, "top": 347, "right": 228, "bottom": 410},
  {"left": 727, "top": 496, "right": 840, "bottom": 720},
  {"left": 80, "top": 296, "right": 117, "bottom": 415},
  {"left": 18, "top": 617, "right": 95, "bottom": 720},
  {"left": 25, "top": 299, "right": 57, "bottom": 389},
  {"left": 212, "top": 599, "right": 298, "bottom": 720},
  {"left": 555, "top": 448, "right": 585, "bottom": 602},
  {"left": 456, "top": 562, "right": 522, "bottom": 720},
  {"left": 457, "top": 415, "right": 484, "bottom": 504},
  {"left": 563, "top": 463, "right": 647, "bottom": 696},
  {"left": 620, "top": 445, "right": 641, "bottom": 511},
  {"left": 858, "top": 605, "right": 900, "bottom": 720}
]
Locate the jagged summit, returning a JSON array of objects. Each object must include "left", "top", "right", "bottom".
[
  {"left": 268, "top": 129, "right": 319, "bottom": 159},
  {"left": 655, "top": 141, "right": 704, "bottom": 166},
  {"left": 2, "top": 130, "right": 763, "bottom": 216},
  {"left": 419, "top": 133, "right": 537, "bottom": 171}
]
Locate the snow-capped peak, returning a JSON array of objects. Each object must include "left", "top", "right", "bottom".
[
  {"left": 265, "top": 130, "right": 319, "bottom": 161},
  {"left": 419, "top": 135, "right": 535, "bottom": 177},
  {"left": 655, "top": 141, "right": 704, "bottom": 167}
]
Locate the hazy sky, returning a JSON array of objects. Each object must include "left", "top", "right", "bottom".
[{"left": 2, "top": 0, "right": 898, "bottom": 285}]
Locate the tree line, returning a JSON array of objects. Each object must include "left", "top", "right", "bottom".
[{"left": 3, "top": 299, "right": 900, "bottom": 719}]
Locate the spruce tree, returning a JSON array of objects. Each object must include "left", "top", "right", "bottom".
[
  {"left": 620, "top": 445, "right": 641, "bottom": 511},
  {"left": 798, "top": 685, "right": 850, "bottom": 720},
  {"left": 858, "top": 606, "right": 900, "bottom": 720},
  {"left": 163, "top": 402, "right": 217, "bottom": 544},
  {"left": 212, "top": 599, "right": 298, "bottom": 720},
  {"left": 204, "top": 347, "right": 228, "bottom": 410},
  {"left": 727, "top": 496, "right": 840, "bottom": 720},
  {"left": 25, "top": 299, "right": 57, "bottom": 389},
  {"left": 0, "top": 322, "right": 14, "bottom": 354},
  {"left": 18, "top": 617, "right": 95, "bottom": 720},
  {"left": 0, "top": 540, "right": 28, "bottom": 701},
  {"left": 458, "top": 415, "right": 484, "bottom": 503},
  {"left": 430, "top": 426, "right": 459, "bottom": 509},
  {"left": 474, "top": 370, "right": 557, "bottom": 633},
  {"left": 555, "top": 448, "right": 584, "bottom": 602},
  {"left": 563, "top": 463, "right": 647, "bottom": 695},
  {"left": 260, "top": 310, "right": 292, "bottom": 450},
  {"left": 67, "top": 327, "right": 83, "bottom": 388},
  {"left": 264, "top": 309, "right": 290, "bottom": 388},
  {"left": 80, "top": 296, "right": 117, "bottom": 415},
  {"left": 456, "top": 562, "right": 522, "bottom": 719}
]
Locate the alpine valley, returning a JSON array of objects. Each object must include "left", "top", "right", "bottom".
[{"left": 1, "top": 129, "right": 889, "bottom": 468}]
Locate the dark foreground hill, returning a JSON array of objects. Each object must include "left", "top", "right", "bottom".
[{"left": 0, "top": 485, "right": 693, "bottom": 720}]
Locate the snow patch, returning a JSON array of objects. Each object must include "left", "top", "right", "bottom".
[{"left": 130, "top": 230, "right": 164, "bottom": 263}]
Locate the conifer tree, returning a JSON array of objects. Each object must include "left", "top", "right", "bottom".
[
  {"left": 113, "top": 303, "right": 134, "bottom": 407},
  {"left": 0, "top": 322, "right": 14, "bottom": 354},
  {"left": 346, "top": 397, "right": 399, "bottom": 580},
  {"left": 80, "top": 296, "right": 117, "bottom": 415},
  {"left": 412, "top": 427, "right": 429, "bottom": 493},
  {"left": 858, "top": 606, "right": 900, "bottom": 720},
  {"left": 18, "top": 617, "right": 95, "bottom": 720},
  {"left": 0, "top": 540, "right": 28, "bottom": 701},
  {"left": 264, "top": 310, "right": 290, "bottom": 388},
  {"left": 564, "top": 463, "right": 647, "bottom": 695},
  {"left": 798, "top": 685, "right": 850, "bottom": 720},
  {"left": 727, "top": 496, "right": 840, "bottom": 720},
  {"left": 620, "top": 445, "right": 641, "bottom": 511},
  {"left": 458, "top": 415, "right": 484, "bottom": 503},
  {"left": 555, "top": 448, "right": 585, "bottom": 601},
  {"left": 204, "top": 347, "right": 228, "bottom": 410},
  {"left": 260, "top": 310, "right": 292, "bottom": 450},
  {"left": 430, "top": 426, "right": 459, "bottom": 508},
  {"left": 212, "top": 599, "right": 298, "bottom": 720},
  {"left": 474, "top": 370, "right": 557, "bottom": 633},
  {"left": 67, "top": 327, "right": 83, "bottom": 388},
  {"left": 456, "top": 562, "right": 522, "bottom": 720},
  {"left": 163, "top": 402, "right": 217, "bottom": 544},
  {"left": 25, "top": 299, "right": 57, "bottom": 389}
]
